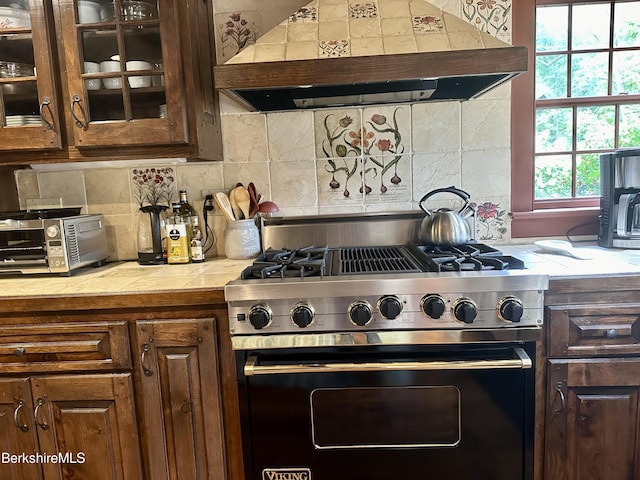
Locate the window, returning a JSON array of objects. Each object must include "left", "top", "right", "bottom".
[{"left": 511, "top": 0, "right": 640, "bottom": 237}]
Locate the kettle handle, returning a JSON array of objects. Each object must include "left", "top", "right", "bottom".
[{"left": 418, "top": 186, "right": 471, "bottom": 215}]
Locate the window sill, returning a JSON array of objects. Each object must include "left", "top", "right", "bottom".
[{"left": 510, "top": 207, "right": 599, "bottom": 238}]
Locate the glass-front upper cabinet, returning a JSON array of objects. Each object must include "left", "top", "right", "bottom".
[
  {"left": 58, "top": 0, "right": 186, "bottom": 147},
  {"left": 0, "top": 0, "right": 62, "bottom": 150}
]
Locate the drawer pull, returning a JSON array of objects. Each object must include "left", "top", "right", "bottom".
[
  {"left": 605, "top": 329, "right": 618, "bottom": 339},
  {"left": 553, "top": 382, "right": 566, "bottom": 416},
  {"left": 13, "top": 347, "right": 25, "bottom": 356},
  {"left": 141, "top": 343, "right": 153, "bottom": 377},
  {"left": 33, "top": 398, "right": 49, "bottom": 430},
  {"left": 13, "top": 400, "right": 29, "bottom": 432}
]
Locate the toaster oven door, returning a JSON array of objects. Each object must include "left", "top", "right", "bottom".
[{"left": 0, "top": 226, "right": 48, "bottom": 272}]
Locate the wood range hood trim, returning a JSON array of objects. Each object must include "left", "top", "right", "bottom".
[{"left": 213, "top": 46, "right": 529, "bottom": 111}]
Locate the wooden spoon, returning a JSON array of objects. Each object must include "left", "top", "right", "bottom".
[
  {"left": 214, "top": 192, "right": 235, "bottom": 221},
  {"left": 229, "top": 187, "right": 242, "bottom": 220},
  {"left": 235, "top": 186, "right": 251, "bottom": 220}
]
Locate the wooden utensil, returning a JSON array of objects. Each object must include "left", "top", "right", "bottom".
[
  {"left": 229, "top": 187, "right": 243, "bottom": 220},
  {"left": 248, "top": 182, "right": 259, "bottom": 217},
  {"left": 214, "top": 192, "right": 235, "bottom": 221},
  {"left": 235, "top": 186, "right": 251, "bottom": 220}
]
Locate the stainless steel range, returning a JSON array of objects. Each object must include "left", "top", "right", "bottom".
[{"left": 225, "top": 212, "right": 547, "bottom": 480}]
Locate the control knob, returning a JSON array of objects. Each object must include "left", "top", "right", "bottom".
[
  {"left": 348, "top": 300, "right": 373, "bottom": 326},
  {"left": 248, "top": 304, "right": 272, "bottom": 330},
  {"left": 453, "top": 298, "right": 477, "bottom": 324},
  {"left": 421, "top": 294, "right": 446, "bottom": 319},
  {"left": 498, "top": 296, "right": 524, "bottom": 323},
  {"left": 378, "top": 295, "right": 403, "bottom": 320},
  {"left": 291, "top": 302, "right": 315, "bottom": 328}
]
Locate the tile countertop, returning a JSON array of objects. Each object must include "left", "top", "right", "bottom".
[
  {"left": 0, "top": 257, "right": 254, "bottom": 298},
  {"left": 0, "top": 244, "right": 639, "bottom": 299},
  {"left": 501, "top": 243, "right": 640, "bottom": 278}
]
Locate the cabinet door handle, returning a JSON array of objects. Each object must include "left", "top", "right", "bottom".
[
  {"left": 141, "top": 343, "right": 154, "bottom": 376},
  {"left": 553, "top": 382, "right": 566, "bottom": 415},
  {"left": 70, "top": 95, "right": 88, "bottom": 130},
  {"left": 605, "top": 329, "right": 618, "bottom": 339},
  {"left": 39, "top": 97, "right": 54, "bottom": 130},
  {"left": 13, "top": 400, "right": 29, "bottom": 432},
  {"left": 33, "top": 397, "right": 49, "bottom": 430}
]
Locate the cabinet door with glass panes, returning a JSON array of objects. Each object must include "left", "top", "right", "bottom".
[
  {"left": 57, "top": 0, "right": 186, "bottom": 147},
  {"left": 0, "top": 0, "right": 62, "bottom": 151}
]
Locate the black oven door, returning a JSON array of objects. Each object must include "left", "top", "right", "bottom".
[{"left": 237, "top": 342, "right": 535, "bottom": 480}]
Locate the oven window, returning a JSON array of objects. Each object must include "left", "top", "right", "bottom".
[
  {"left": 0, "top": 230, "right": 46, "bottom": 262},
  {"left": 310, "top": 386, "right": 460, "bottom": 449}
]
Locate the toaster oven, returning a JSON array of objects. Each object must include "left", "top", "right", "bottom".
[{"left": 0, "top": 213, "right": 108, "bottom": 275}]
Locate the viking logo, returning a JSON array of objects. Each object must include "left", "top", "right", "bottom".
[{"left": 262, "top": 468, "right": 311, "bottom": 480}]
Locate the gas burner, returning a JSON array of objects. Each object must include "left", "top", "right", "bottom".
[
  {"left": 411, "top": 244, "right": 525, "bottom": 272},
  {"left": 241, "top": 246, "right": 328, "bottom": 279}
]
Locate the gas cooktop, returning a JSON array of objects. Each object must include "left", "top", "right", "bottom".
[
  {"left": 240, "top": 243, "right": 525, "bottom": 280},
  {"left": 225, "top": 212, "right": 548, "bottom": 348}
]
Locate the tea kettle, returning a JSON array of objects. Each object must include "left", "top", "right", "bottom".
[{"left": 418, "top": 186, "right": 475, "bottom": 246}]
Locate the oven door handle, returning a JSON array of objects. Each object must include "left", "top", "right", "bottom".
[{"left": 244, "top": 347, "right": 532, "bottom": 376}]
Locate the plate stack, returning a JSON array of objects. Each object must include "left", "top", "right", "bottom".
[
  {"left": 159, "top": 104, "right": 166, "bottom": 118},
  {"left": 5, "top": 115, "right": 40, "bottom": 126}
]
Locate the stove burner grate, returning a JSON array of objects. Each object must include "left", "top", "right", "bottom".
[
  {"left": 412, "top": 244, "right": 525, "bottom": 272},
  {"left": 339, "top": 246, "right": 422, "bottom": 274},
  {"left": 240, "top": 246, "right": 328, "bottom": 279}
]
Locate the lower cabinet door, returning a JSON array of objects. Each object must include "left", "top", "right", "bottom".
[
  {"left": 545, "top": 358, "right": 640, "bottom": 480},
  {"left": 30, "top": 373, "right": 143, "bottom": 480},
  {"left": 0, "top": 378, "right": 42, "bottom": 480},
  {"left": 136, "top": 318, "right": 227, "bottom": 480}
]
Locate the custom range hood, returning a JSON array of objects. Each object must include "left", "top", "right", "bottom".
[{"left": 213, "top": 0, "right": 528, "bottom": 112}]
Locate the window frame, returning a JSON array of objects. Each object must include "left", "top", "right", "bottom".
[{"left": 511, "top": 0, "right": 640, "bottom": 237}]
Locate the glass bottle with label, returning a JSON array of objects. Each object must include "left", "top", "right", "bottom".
[
  {"left": 178, "top": 190, "right": 196, "bottom": 224},
  {"left": 190, "top": 215, "right": 205, "bottom": 263},
  {"left": 166, "top": 202, "right": 190, "bottom": 264}
]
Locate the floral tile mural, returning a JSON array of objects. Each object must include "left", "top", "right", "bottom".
[
  {"left": 315, "top": 106, "right": 413, "bottom": 204},
  {"left": 461, "top": 0, "right": 511, "bottom": 37},
  {"left": 216, "top": 11, "right": 262, "bottom": 62}
]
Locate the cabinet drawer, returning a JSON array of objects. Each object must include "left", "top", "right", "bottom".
[
  {"left": 547, "top": 304, "right": 640, "bottom": 357},
  {"left": 0, "top": 322, "right": 131, "bottom": 373}
]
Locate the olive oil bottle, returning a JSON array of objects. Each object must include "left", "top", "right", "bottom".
[{"left": 166, "top": 202, "right": 190, "bottom": 264}]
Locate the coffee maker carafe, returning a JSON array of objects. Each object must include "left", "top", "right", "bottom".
[{"left": 599, "top": 148, "right": 640, "bottom": 248}]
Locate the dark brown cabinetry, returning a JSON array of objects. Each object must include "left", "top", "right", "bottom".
[
  {"left": 0, "top": 0, "right": 221, "bottom": 163},
  {"left": 542, "top": 277, "right": 640, "bottom": 480},
  {"left": 0, "top": 322, "right": 143, "bottom": 480},
  {"left": 135, "top": 317, "right": 227, "bottom": 480},
  {"left": 0, "top": 292, "right": 237, "bottom": 480}
]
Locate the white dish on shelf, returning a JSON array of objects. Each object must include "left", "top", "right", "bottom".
[
  {"left": 0, "top": 7, "right": 30, "bottom": 28},
  {"left": 77, "top": 0, "right": 101, "bottom": 23}
]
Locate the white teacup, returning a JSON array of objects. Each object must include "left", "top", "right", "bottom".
[
  {"left": 99, "top": 60, "right": 121, "bottom": 89},
  {"left": 83, "top": 61, "right": 101, "bottom": 90},
  {"left": 126, "top": 60, "right": 152, "bottom": 88}
]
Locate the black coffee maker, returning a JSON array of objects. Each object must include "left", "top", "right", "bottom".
[
  {"left": 137, "top": 205, "right": 168, "bottom": 264},
  {"left": 599, "top": 148, "right": 640, "bottom": 249}
]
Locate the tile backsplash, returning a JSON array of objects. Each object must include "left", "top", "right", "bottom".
[{"left": 13, "top": 0, "right": 515, "bottom": 262}]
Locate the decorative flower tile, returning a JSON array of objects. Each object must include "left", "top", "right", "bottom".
[
  {"left": 131, "top": 167, "right": 175, "bottom": 207},
  {"left": 319, "top": 39, "right": 350, "bottom": 57},
  {"left": 289, "top": 6, "right": 318, "bottom": 24},
  {"left": 216, "top": 11, "right": 262, "bottom": 62},
  {"left": 362, "top": 153, "right": 412, "bottom": 203},
  {"left": 471, "top": 199, "right": 510, "bottom": 241},
  {"left": 314, "top": 110, "right": 362, "bottom": 159},
  {"left": 317, "top": 158, "right": 365, "bottom": 205},
  {"left": 412, "top": 15, "right": 444, "bottom": 33},
  {"left": 461, "top": 0, "right": 511, "bottom": 36},
  {"left": 349, "top": 3, "right": 379, "bottom": 19}
]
